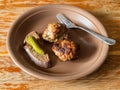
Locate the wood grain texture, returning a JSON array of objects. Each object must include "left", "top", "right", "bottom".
[{"left": 0, "top": 0, "right": 120, "bottom": 90}]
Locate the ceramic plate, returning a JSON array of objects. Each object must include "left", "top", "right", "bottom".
[{"left": 7, "top": 5, "right": 109, "bottom": 81}]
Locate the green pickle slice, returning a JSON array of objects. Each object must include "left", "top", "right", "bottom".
[{"left": 27, "top": 36, "right": 45, "bottom": 55}]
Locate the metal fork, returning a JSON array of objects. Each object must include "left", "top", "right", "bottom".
[{"left": 56, "top": 13, "right": 116, "bottom": 45}]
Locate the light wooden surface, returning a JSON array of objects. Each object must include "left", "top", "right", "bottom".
[{"left": 0, "top": 0, "right": 120, "bottom": 90}]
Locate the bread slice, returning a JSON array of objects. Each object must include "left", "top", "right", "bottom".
[{"left": 24, "top": 31, "right": 50, "bottom": 68}]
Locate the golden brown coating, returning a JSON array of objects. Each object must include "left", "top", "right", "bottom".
[
  {"left": 52, "top": 40, "right": 77, "bottom": 61},
  {"left": 42, "top": 23, "right": 68, "bottom": 42}
]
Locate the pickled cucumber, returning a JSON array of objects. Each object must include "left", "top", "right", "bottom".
[{"left": 27, "top": 36, "right": 45, "bottom": 55}]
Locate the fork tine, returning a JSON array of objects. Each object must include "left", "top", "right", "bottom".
[
  {"left": 56, "top": 14, "right": 64, "bottom": 24},
  {"left": 56, "top": 13, "right": 70, "bottom": 24},
  {"left": 56, "top": 14, "right": 66, "bottom": 21},
  {"left": 56, "top": 13, "right": 66, "bottom": 24},
  {"left": 56, "top": 13, "right": 75, "bottom": 27}
]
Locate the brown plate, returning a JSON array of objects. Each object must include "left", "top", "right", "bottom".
[{"left": 7, "top": 4, "right": 109, "bottom": 81}]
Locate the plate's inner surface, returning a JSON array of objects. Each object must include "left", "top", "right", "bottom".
[{"left": 12, "top": 9, "right": 103, "bottom": 75}]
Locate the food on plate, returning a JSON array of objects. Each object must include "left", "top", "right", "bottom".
[
  {"left": 42, "top": 23, "right": 68, "bottom": 42},
  {"left": 52, "top": 39, "right": 77, "bottom": 61},
  {"left": 24, "top": 31, "right": 50, "bottom": 68}
]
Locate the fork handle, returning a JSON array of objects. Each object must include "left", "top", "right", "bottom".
[{"left": 75, "top": 26, "right": 116, "bottom": 45}]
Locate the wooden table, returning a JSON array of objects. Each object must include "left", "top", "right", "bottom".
[{"left": 0, "top": 0, "right": 120, "bottom": 90}]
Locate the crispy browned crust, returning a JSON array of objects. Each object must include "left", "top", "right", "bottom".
[
  {"left": 52, "top": 39, "right": 77, "bottom": 61},
  {"left": 42, "top": 23, "right": 68, "bottom": 42}
]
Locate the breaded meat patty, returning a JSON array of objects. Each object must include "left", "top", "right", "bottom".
[
  {"left": 42, "top": 23, "right": 68, "bottom": 42},
  {"left": 52, "top": 39, "right": 77, "bottom": 61}
]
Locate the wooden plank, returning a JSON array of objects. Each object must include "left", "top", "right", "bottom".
[{"left": 0, "top": 0, "right": 120, "bottom": 89}]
